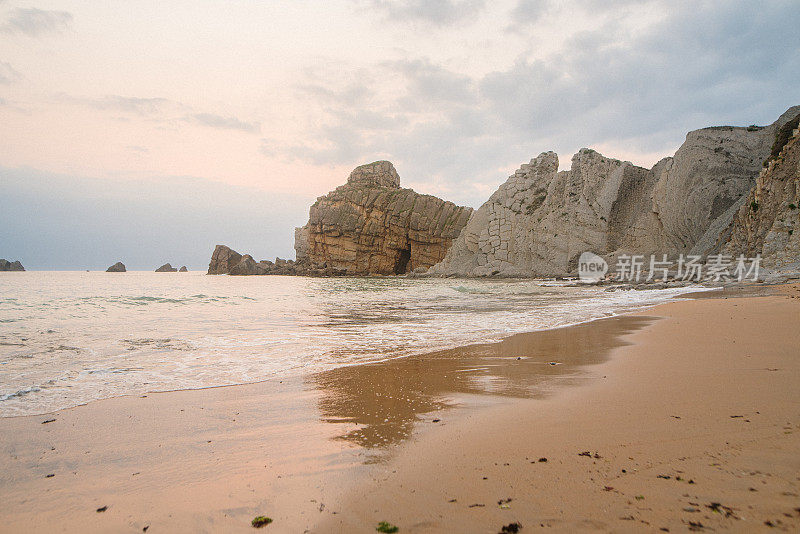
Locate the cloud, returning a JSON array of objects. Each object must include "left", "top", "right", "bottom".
[
  {"left": 506, "top": 0, "right": 551, "bottom": 31},
  {"left": 482, "top": 0, "right": 800, "bottom": 150},
  {"left": 0, "top": 60, "right": 21, "bottom": 83},
  {"left": 273, "top": 1, "right": 800, "bottom": 208},
  {"left": 384, "top": 58, "right": 476, "bottom": 107},
  {"left": 362, "top": 0, "right": 486, "bottom": 26},
  {"left": 0, "top": 7, "right": 72, "bottom": 37},
  {"left": 59, "top": 94, "right": 176, "bottom": 115},
  {"left": 189, "top": 113, "right": 260, "bottom": 133},
  {"left": 58, "top": 94, "right": 259, "bottom": 134},
  {"left": 508, "top": 0, "right": 658, "bottom": 30}
]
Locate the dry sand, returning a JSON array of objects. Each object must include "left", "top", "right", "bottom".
[{"left": 1, "top": 285, "right": 799, "bottom": 533}]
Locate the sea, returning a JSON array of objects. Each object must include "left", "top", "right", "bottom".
[{"left": 0, "top": 271, "right": 706, "bottom": 417}]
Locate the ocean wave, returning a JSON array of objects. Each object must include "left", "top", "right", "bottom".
[
  {"left": 0, "top": 272, "right": 706, "bottom": 417},
  {"left": 0, "top": 386, "right": 42, "bottom": 402}
]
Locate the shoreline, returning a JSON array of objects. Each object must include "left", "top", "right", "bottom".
[
  {"left": 0, "top": 281, "right": 714, "bottom": 420},
  {"left": 1, "top": 285, "right": 797, "bottom": 532}
]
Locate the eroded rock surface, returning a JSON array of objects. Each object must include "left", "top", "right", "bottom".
[
  {"left": 431, "top": 106, "right": 800, "bottom": 277},
  {"left": 294, "top": 161, "right": 472, "bottom": 275},
  {"left": 155, "top": 263, "right": 178, "bottom": 272},
  {"left": 723, "top": 112, "right": 800, "bottom": 270}
]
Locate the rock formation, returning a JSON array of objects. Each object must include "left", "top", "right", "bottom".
[
  {"left": 155, "top": 263, "right": 178, "bottom": 272},
  {"left": 208, "top": 245, "right": 242, "bottom": 274},
  {"left": 179, "top": 266, "right": 188, "bottom": 272},
  {"left": 430, "top": 106, "right": 800, "bottom": 277},
  {"left": 723, "top": 111, "right": 800, "bottom": 270},
  {"left": 106, "top": 262, "right": 126, "bottom": 272},
  {"left": 0, "top": 259, "right": 24, "bottom": 271},
  {"left": 294, "top": 161, "right": 473, "bottom": 275},
  {"left": 207, "top": 245, "right": 302, "bottom": 275}
]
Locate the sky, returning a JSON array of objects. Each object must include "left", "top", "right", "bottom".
[{"left": 1, "top": 0, "right": 798, "bottom": 269}]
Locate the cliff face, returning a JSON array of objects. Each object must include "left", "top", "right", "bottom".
[
  {"left": 294, "top": 161, "right": 473, "bottom": 275},
  {"left": 429, "top": 150, "right": 656, "bottom": 276},
  {"left": 431, "top": 107, "right": 800, "bottom": 277},
  {"left": 723, "top": 112, "right": 800, "bottom": 269}
]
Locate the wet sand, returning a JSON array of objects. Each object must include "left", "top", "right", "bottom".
[
  {"left": 1, "top": 286, "right": 799, "bottom": 532},
  {"left": 320, "top": 285, "right": 800, "bottom": 533}
]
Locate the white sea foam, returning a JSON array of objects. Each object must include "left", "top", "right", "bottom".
[{"left": 0, "top": 271, "right": 709, "bottom": 416}]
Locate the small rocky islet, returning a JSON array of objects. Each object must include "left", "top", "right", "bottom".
[{"left": 0, "top": 259, "right": 25, "bottom": 271}]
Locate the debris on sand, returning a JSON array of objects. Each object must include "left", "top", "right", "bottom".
[
  {"left": 96, "top": 506, "right": 108, "bottom": 513},
  {"left": 500, "top": 523, "right": 522, "bottom": 533},
  {"left": 41, "top": 419, "right": 56, "bottom": 424},
  {"left": 706, "top": 502, "right": 738, "bottom": 519},
  {"left": 537, "top": 457, "right": 548, "bottom": 463},
  {"left": 251, "top": 516, "right": 272, "bottom": 528},
  {"left": 376, "top": 521, "right": 399, "bottom": 533},
  {"left": 468, "top": 503, "right": 485, "bottom": 508},
  {"left": 498, "top": 498, "right": 513, "bottom": 509}
]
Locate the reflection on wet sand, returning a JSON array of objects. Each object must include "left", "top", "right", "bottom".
[{"left": 312, "top": 315, "right": 655, "bottom": 450}]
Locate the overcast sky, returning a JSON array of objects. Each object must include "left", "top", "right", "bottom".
[{"left": 1, "top": 0, "right": 798, "bottom": 269}]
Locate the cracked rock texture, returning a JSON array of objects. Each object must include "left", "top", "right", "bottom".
[
  {"left": 430, "top": 106, "right": 800, "bottom": 277},
  {"left": 294, "top": 161, "right": 473, "bottom": 275},
  {"left": 723, "top": 111, "right": 800, "bottom": 270}
]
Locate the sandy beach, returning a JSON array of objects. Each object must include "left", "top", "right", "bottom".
[{"left": 1, "top": 285, "right": 799, "bottom": 533}]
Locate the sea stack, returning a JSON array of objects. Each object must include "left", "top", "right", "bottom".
[
  {"left": 179, "top": 266, "right": 188, "bottom": 272},
  {"left": 106, "top": 262, "right": 126, "bottom": 272},
  {"left": 155, "top": 263, "right": 178, "bottom": 272},
  {"left": 207, "top": 245, "right": 300, "bottom": 275},
  {"left": 0, "top": 259, "right": 25, "bottom": 271},
  {"left": 294, "top": 161, "right": 473, "bottom": 275}
]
